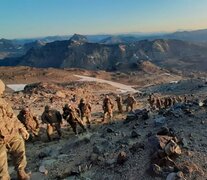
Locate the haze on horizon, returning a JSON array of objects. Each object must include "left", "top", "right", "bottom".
[{"left": 1, "top": 0, "right": 207, "bottom": 39}]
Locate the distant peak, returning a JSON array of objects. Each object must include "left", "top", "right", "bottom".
[{"left": 70, "top": 34, "right": 88, "bottom": 42}]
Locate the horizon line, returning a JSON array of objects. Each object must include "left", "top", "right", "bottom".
[{"left": 1, "top": 27, "right": 207, "bottom": 40}]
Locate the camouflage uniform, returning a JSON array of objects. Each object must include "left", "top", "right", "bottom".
[
  {"left": 148, "top": 95, "right": 155, "bottom": 109},
  {"left": 168, "top": 97, "right": 173, "bottom": 107},
  {"left": 0, "top": 80, "right": 30, "bottom": 180},
  {"left": 163, "top": 97, "right": 168, "bottom": 109},
  {"left": 62, "top": 104, "right": 86, "bottom": 135},
  {"left": 78, "top": 99, "right": 92, "bottom": 128},
  {"left": 124, "top": 94, "right": 136, "bottom": 112},
  {"left": 17, "top": 108, "right": 39, "bottom": 138},
  {"left": 115, "top": 95, "right": 123, "bottom": 113},
  {"left": 155, "top": 97, "right": 162, "bottom": 110},
  {"left": 102, "top": 95, "right": 114, "bottom": 122},
  {"left": 183, "top": 95, "right": 187, "bottom": 103},
  {"left": 172, "top": 97, "right": 177, "bottom": 105},
  {"left": 41, "top": 105, "right": 62, "bottom": 141},
  {"left": 176, "top": 96, "right": 182, "bottom": 103}
]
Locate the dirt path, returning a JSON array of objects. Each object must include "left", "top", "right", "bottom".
[{"left": 74, "top": 74, "right": 139, "bottom": 93}]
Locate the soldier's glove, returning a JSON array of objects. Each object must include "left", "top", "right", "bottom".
[{"left": 19, "top": 128, "right": 30, "bottom": 140}]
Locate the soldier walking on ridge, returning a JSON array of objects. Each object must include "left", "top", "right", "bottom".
[
  {"left": 78, "top": 98, "right": 92, "bottom": 129},
  {"left": 17, "top": 107, "right": 39, "bottom": 140},
  {"left": 0, "top": 79, "right": 31, "bottom": 180},
  {"left": 148, "top": 94, "right": 155, "bottom": 109},
  {"left": 155, "top": 97, "right": 162, "bottom": 110},
  {"left": 102, "top": 95, "right": 114, "bottom": 123},
  {"left": 115, "top": 95, "right": 123, "bottom": 113},
  {"left": 62, "top": 104, "right": 87, "bottom": 135},
  {"left": 41, "top": 105, "right": 62, "bottom": 141},
  {"left": 124, "top": 94, "right": 136, "bottom": 112}
]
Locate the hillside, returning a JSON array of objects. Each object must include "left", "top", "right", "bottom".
[{"left": 2, "top": 71, "right": 207, "bottom": 180}]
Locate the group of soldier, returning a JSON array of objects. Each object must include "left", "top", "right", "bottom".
[
  {"left": 102, "top": 94, "right": 137, "bottom": 122},
  {"left": 1, "top": 76, "right": 192, "bottom": 180},
  {"left": 148, "top": 94, "right": 187, "bottom": 110},
  {"left": 17, "top": 98, "right": 92, "bottom": 142},
  {"left": 17, "top": 94, "right": 137, "bottom": 143},
  {"left": 0, "top": 77, "right": 141, "bottom": 180},
  {"left": 1, "top": 76, "right": 193, "bottom": 179}
]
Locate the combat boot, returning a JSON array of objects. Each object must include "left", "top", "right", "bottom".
[{"left": 17, "top": 169, "right": 31, "bottom": 180}]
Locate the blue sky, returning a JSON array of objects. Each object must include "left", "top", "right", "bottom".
[{"left": 0, "top": 0, "right": 207, "bottom": 39}]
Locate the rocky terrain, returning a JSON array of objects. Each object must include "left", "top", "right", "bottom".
[{"left": 1, "top": 66, "right": 207, "bottom": 180}]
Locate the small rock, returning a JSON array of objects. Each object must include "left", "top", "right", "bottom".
[
  {"left": 30, "top": 172, "right": 45, "bottom": 180},
  {"left": 38, "top": 152, "right": 48, "bottom": 159},
  {"left": 90, "top": 153, "right": 98, "bottom": 161},
  {"left": 117, "top": 151, "right": 127, "bottom": 164},
  {"left": 131, "top": 130, "right": 140, "bottom": 138},
  {"left": 198, "top": 101, "right": 204, "bottom": 107},
  {"left": 93, "top": 145, "right": 102, "bottom": 155},
  {"left": 58, "top": 154, "right": 69, "bottom": 160},
  {"left": 97, "top": 156, "right": 105, "bottom": 162},
  {"left": 129, "top": 142, "right": 145, "bottom": 154},
  {"left": 164, "top": 140, "right": 182, "bottom": 156},
  {"left": 181, "top": 138, "right": 188, "bottom": 148},
  {"left": 154, "top": 117, "right": 166, "bottom": 126},
  {"left": 166, "top": 172, "right": 177, "bottom": 180},
  {"left": 149, "top": 135, "right": 173, "bottom": 150},
  {"left": 157, "top": 156, "right": 176, "bottom": 167},
  {"left": 55, "top": 91, "right": 66, "bottom": 98},
  {"left": 105, "top": 159, "right": 116, "bottom": 166},
  {"left": 151, "top": 164, "right": 163, "bottom": 175},
  {"left": 176, "top": 171, "right": 185, "bottom": 179},
  {"left": 39, "top": 165, "right": 48, "bottom": 175},
  {"left": 107, "top": 128, "right": 114, "bottom": 133}
]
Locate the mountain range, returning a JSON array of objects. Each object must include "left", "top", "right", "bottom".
[{"left": 1, "top": 33, "right": 207, "bottom": 72}]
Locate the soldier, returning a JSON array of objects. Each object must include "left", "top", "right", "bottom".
[
  {"left": 17, "top": 107, "right": 39, "bottom": 139},
  {"left": 41, "top": 105, "right": 62, "bottom": 141},
  {"left": 115, "top": 94, "right": 123, "bottom": 113},
  {"left": 160, "top": 98, "right": 165, "bottom": 108},
  {"left": 0, "top": 79, "right": 30, "bottom": 180},
  {"left": 63, "top": 104, "right": 87, "bottom": 135},
  {"left": 172, "top": 97, "right": 177, "bottom": 105},
  {"left": 168, "top": 97, "right": 173, "bottom": 107},
  {"left": 183, "top": 95, "right": 187, "bottom": 103},
  {"left": 124, "top": 94, "right": 136, "bottom": 112},
  {"left": 102, "top": 95, "right": 114, "bottom": 122},
  {"left": 155, "top": 97, "right": 162, "bottom": 110},
  {"left": 163, "top": 97, "right": 168, "bottom": 109},
  {"left": 148, "top": 94, "right": 155, "bottom": 109},
  {"left": 78, "top": 98, "right": 92, "bottom": 128},
  {"left": 176, "top": 96, "right": 182, "bottom": 103}
]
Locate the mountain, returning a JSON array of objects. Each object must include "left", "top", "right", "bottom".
[
  {"left": 0, "top": 39, "right": 46, "bottom": 59},
  {"left": 160, "top": 29, "right": 207, "bottom": 43},
  {"left": 23, "top": 40, "right": 46, "bottom": 51},
  {"left": 1, "top": 35, "right": 207, "bottom": 72},
  {"left": 100, "top": 36, "right": 139, "bottom": 44},
  {"left": 0, "top": 38, "right": 24, "bottom": 59},
  {"left": 100, "top": 29, "right": 207, "bottom": 44},
  {"left": 13, "top": 34, "right": 110, "bottom": 45},
  {"left": 69, "top": 34, "right": 88, "bottom": 43}
]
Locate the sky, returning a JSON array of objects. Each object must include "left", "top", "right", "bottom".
[{"left": 0, "top": 0, "right": 207, "bottom": 39}]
